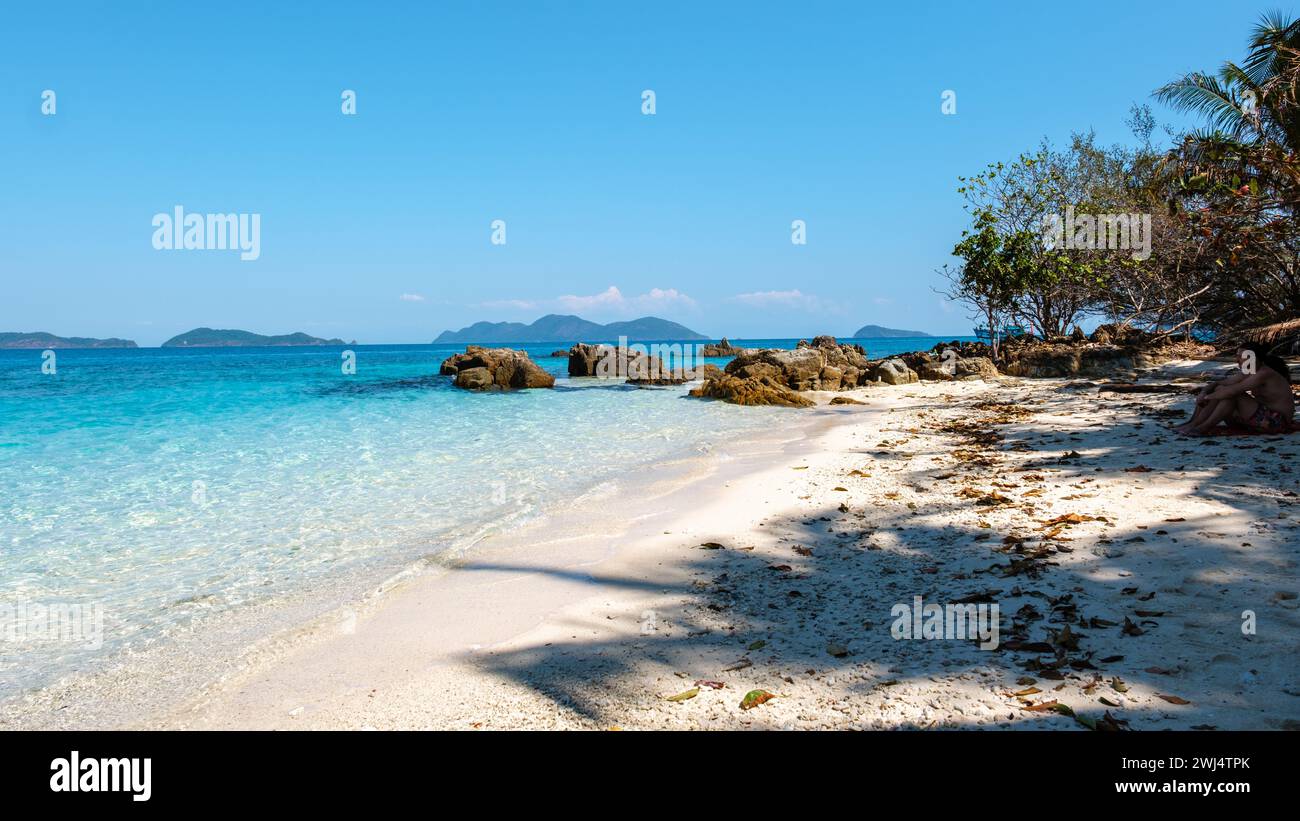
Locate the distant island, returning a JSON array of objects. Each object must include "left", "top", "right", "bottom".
[
  {"left": 161, "top": 328, "right": 349, "bottom": 348},
  {"left": 0, "top": 331, "right": 137, "bottom": 349},
  {"left": 852, "top": 324, "right": 934, "bottom": 339},
  {"left": 435, "top": 314, "right": 708, "bottom": 344}
]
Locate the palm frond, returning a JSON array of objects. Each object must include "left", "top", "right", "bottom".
[
  {"left": 1241, "top": 317, "right": 1300, "bottom": 345},
  {"left": 1155, "top": 71, "right": 1253, "bottom": 137},
  {"left": 1242, "top": 11, "right": 1300, "bottom": 86}
]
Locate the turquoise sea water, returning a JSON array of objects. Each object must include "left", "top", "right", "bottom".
[{"left": 0, "top": 336, "right": 960, "bottom": 694}]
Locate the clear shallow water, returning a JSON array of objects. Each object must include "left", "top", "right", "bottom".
[{"left": 0, "top": 336, "right": 956, "bottom": 694}]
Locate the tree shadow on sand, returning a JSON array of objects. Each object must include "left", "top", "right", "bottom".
[{"left": 453, "top": 383, "right": 1300, "bottom": 730}]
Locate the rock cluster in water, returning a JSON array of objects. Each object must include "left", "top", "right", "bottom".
[
  {"left": 566, "top": 342, "right": 692, "bottom": 385},
  {"left": 439, "top": 346, "right": 555, "bottom": 390},
  {"left": 440, "top": 325, "right": 1210, "bottom": 403},
  {"left": 697, "top": 338, "right": 753, "bottom": 357}
]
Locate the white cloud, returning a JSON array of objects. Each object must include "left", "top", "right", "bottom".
[
  {"left": 399, "top": 293, "right": 426, "bottom": 302},
  {"left": 556, "top": 285, "right": 626, "bottom": 312},
  {"left": 730, "top": 289, "right": 820, "bottom": 310},
  {"left": 483, "top": 286, "right": 697, "bottom": 316},
  {"left": 481, "top": 298, "right": 539, "bottom": 311}
]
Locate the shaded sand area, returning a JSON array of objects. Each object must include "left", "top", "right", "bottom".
[{"left": 12, "top": 360, "right": 1300, "bottom": 730}]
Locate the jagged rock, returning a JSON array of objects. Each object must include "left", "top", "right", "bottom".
[
  {"left": 568, "top": 342, "right": 691, "bottom": 383},
  {"left": 690, "top": 336, "right": 886, "bottom": 404},
  {"left": 1000, "top": 346, "right": 1081, "bottom": 378},
  {"left": 455, "top": 367, "right": 494, "bottom": 390},
  {"left": 819, "top": 365, "right": 844, "bottom": 391},
  {"left": 1089, "top": 323, "right": 1148, "bottom": 346},
  {"left": 729, "top": 347, "right": 826, "bottom": 390},
  {"left": 440, "top": 346, "right": 555, "bottom": 390},
  {"left": 870, "top": 358, "right": 919, "bottom": 385},
  {"left": 816, "top": 338, "right": 870, "bottom": 375},
  {"left": 924, "top": 339, "right": 998, "bottom": 361},
  {"left": 1001, "top": 344, "right": 1159, "bottom": 378},
  {"left": 567, "top": 343, "right": 610, "bottom": 377},
  {"left": 915, "top": 330, "right": 1209, "bottom": 381},
  {"left": 918, "top": 361, "right": 955, "bottom": 381},
  {"left": 689, "top": 367, "right": 814, "bottom": 407},
  {"left": 698, "top": 338, "right": 751, "bottom": 357},
  {"left": 950, "top": 356, "right": 998, "bottom": 380},
  {"left": 728, "top": 337, "right": 870, "bottom": 391}
]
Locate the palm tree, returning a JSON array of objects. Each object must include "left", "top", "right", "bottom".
[
  {"left": 1152, "top": 14, "right": 1300, "bottom": 345},
  {"left": 1155, "top": 12, "right": 1300, "bottom": 151}
]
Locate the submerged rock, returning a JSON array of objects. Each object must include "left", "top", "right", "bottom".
[{"left": 439, "top": 346, "right": 555, "bottom": 390}]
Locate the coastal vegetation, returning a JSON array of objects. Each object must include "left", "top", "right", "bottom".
[{"left": 943, "top": 12, "right": 1300, "bottom": 356}]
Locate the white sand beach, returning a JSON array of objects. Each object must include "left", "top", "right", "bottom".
[{"left": 41, "top": 358, "right": 1280, "bottom": 732}]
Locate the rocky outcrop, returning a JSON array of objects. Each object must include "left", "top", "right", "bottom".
[
  {"left": 688, "top": 365, "right": 814, "bottom": 407},
  {"left": 692, "top": 336, "right": 886, "bottom": 405},
  {"left": 869, "top": 358, "right": 919, "bottom": 385},
  {"left": 728, "top": 347, "right": 827, "bottom": 390},
  {"left": 904, "top": 351, "right": 999, "bottom": 382},
  {"left": 992, "top": 325, "right": 1211, "bottom": 378},
  {"left": 698, "top": 338, "right": 751, "bottom": 357},
  {"left": 566, "top": 343, "right": 607, "bottom": 377},
  {"left": 1000, "top": 345, "right": 1158, "bottom": 379},
  {"left": 686, "top": 324, "right": 1215, "bottom": 407},
  {"left": 953, "top": 356, "right": 999, "bottom": 380},
  {"left": 439, "top": 346, "right": 555, "bottom": 390},
  {"left": 898, "top": 331, "right": 1209, "bottom": 380},
  {"left": 916, "top": 360, "right": 954, "bottom": 381},
  {"left": 725, "top": 336, "right": 874, "bottom": 391},
  {"left": 567, "top": 342, "right": 692, "bottom": 384}
]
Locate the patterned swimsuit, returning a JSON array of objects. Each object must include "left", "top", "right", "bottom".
[{"left": 1242, "top": 404, "right": 1291, "bottom": 432}]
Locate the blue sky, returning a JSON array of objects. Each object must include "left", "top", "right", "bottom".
[{"left": 0, "top": 1, "right": 1267, "bottom": 345}]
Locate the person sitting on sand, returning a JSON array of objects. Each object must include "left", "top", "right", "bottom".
[{"left": 1176, "top": 344, "right": 1295, "bottom": 435}]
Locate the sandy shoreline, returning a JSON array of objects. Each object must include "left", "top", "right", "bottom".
[{"left": 9, "top": 360, "right": 1300, "bottom": 730}]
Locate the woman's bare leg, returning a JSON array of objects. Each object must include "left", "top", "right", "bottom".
[
  {"left": 1192, "top": 395, "right": 1256, "bottom": 434},
  {"left": 1176, "top": 399, "right": 1217, "bottom": 432}
]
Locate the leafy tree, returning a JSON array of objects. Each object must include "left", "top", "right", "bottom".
[{"left": 941, "top": 208, "right": 1033, "bottom": 359}]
